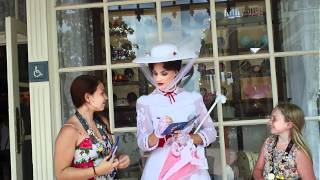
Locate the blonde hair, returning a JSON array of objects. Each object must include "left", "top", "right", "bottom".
[{"left": 275, "top": 103, "right": 312, "bottom": 161}]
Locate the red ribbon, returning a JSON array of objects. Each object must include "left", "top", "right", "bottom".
[{"left": 162, "top": 90, "right": 177, "bottom": 104}]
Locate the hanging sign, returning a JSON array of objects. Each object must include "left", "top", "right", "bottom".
[{"left": 28, "top": 61, "right": 49, "bottom": 82}]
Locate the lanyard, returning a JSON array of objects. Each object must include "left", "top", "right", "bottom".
[
  {"left": 75, "top": 111, "right": 109, "bottom": 145},
  {"left": 270, "top": 136, "right": 294, "bottom": 175}
]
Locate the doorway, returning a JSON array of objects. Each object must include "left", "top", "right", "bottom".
[{"left": 0, "top": 36, "right": 32, "bottom": 180}]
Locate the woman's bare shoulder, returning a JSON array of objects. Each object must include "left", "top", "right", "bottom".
[{"left": 56, "top": 116, "right": 81, "bottom": 141}]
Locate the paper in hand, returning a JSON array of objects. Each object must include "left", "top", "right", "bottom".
[{"left": 161, "top": 114, "right": 199, "bottom": 136}]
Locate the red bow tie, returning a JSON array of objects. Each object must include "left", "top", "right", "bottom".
[{"left": 161, "top": 90, "right": 177, "bottom": 104}]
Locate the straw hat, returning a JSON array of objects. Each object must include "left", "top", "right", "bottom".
[{"left": 133, "top": 43, "right": 197, "bottom": 64}]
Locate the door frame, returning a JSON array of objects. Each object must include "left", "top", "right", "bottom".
[{"left": 5, "top": 16, "right": 28, "bottom": 180}]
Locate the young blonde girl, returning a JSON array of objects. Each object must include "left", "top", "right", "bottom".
[{"left": 253, "top": 102, "right": 316, "bottom": 180}]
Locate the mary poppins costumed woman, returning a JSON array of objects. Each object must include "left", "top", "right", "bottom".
[{"left": 133, "top": 43, "right": 217, "bottom": 180}]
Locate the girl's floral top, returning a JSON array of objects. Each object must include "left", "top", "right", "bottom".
[
  {"left": 263, "top": 135, "right": 300, "bottom": 180},
  {"left": 70, "top": 126, "right": 113, "bottom": 180}
]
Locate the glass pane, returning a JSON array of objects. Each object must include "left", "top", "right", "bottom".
[
  {"left": 18, "top": 0, "right": 27, "bottom": 24},
  {"left": 197, "top": 62, "right": 217, "bottom": 118},
  {"left": 304, "top": 120, "right": 320, "bottom": 178},
  {"left": 216, "top": 59, "right": 272, "bottom": 119},
  {"left": 57, "top": 8, "right": 105, "bottom": 68},
  {"left": 113, "top": 132, "right": 142, "bottom": 179},
  {"left": 216, "top": 0, "right": 268, "bottom": 56},
  {"left": 276, "top": 55, "right": 320, "bottom": 116},
  {"left": 206, "top": 140, "right": 222, "bottom": 179},
  {"left": 161, "top": 1, "right": 211, "bottom": 57},
  {"left": 0, "top": 0, "right": 15, "bottom": 31},
  {"left": 272, "top": 0, "right": 320, "bottom": 52},
  {"left": 108, "top": 3, "right": 158, "bottom": 64},
  {"left": 224, "top": 125, "right": 269, "bottom": 179},
  {"left": 56, "top": 0, "right": 101, "bottom": 6},
  {"left": 112, "top": 67, "right": 149, "bottom": 128},
  {"left": 60, "top": 70, "right": 107, "bottom": 122}
]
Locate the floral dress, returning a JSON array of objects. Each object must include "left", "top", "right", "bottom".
[
  {"left": 263, "top": 135, "right": 300, "bottom": 179},
  {"left": 69, "top": 113, "right": 114, "bottom": 180}
]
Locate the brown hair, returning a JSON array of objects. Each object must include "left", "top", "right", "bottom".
[
  {"left": 148, "top": 60, "right": 182, "bottom": 72},
  {"left": 275, "top": 102, "right": 312, "bottom": 161},
  {"left": 70, "top": 75, "right": 101, "bottom": 108}
]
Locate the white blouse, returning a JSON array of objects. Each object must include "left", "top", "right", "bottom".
[{"left": 136, "top": 87, "right": 217, "bottom": 151}]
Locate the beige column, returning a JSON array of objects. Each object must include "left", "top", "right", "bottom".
[{"left": 27, "top": 0, "right": 54, "bottom": 179}]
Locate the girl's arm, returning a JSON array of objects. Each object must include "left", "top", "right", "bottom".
[
  {"left": 296, "top": 149, "right": 316, "bottom": 180},
  {"left": 252, "top": 141, "right": 266, "bottom": 180}
]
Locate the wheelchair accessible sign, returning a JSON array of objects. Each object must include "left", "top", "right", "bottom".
[{"left": 28, "top": 61, "right": 49, "bottom": 82}]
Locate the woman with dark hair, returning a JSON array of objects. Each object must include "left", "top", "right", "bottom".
[
  {"left": 134, "top": 43, "right": 217, "bottom": 180},
  {"left": 54, "top": 75, "right": 130, "bottom": 180}
]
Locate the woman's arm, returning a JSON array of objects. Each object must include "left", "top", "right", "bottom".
[
  {"left": 136, "top": 97, "right": 159, "bottom": 151},
  {"left": 193, "top": 94, "right": 217, "bottom": 146},
  {"left": 296, "top": 149, "right": 316, "bottom": 180},
  {"left": 252, "top": 141, "right": 266, "bottom": 180},
  {"left": 54, "top": 125, "right": 96, "bottom": 180},
  {"left": 98, "top": 115, "right": 130, "bottom": 170},
  {"left": 54, "top": 124, "right": 118, "bottom": 180}
]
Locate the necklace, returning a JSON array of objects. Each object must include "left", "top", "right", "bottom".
[
  {"left": 75, "top": 111, "right": 111, "bottom": 154},
  {"left": 267, "top": 136, "right": 293, "bottom": 180}
]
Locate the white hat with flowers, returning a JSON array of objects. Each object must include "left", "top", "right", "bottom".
[{"left": 133, "top": 43, "right": 197, "bottom": 64}]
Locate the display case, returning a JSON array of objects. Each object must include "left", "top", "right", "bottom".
[{"left": 110, "top": 67, "right": 150, "bottom": 128}]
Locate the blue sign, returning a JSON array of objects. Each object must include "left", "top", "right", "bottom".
[{"left": 28, "top": 61, "right": 49, "bottom": 82}]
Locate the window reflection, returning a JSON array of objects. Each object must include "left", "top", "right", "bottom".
[
  {"left": 197, "top": 59, "right": 273, "bottom": 120},
  {"left": 56, "top": 0, "right": 101, "bottom": 6},
  {"left": 60, "top": 71, "right": 107, "bottom": 122},
  {"left": 272, "top": 0, "right": 319, "bottom": 52},
  {"left": 108, "top": 3, "right": 158, "bottom": 64},
  {"left": 161, "top": 1, "right": 211, "bottom": 57},
  {"left": 57, "top": 8, "right": 104, "bottom": 68},
  {"left": 224, "top": 125, "right": 269, "bottom": 180},
  {"left": 215, "top": 0, "right": 268, "bottom": 56},
  {"left": 276, "top": 55, "right": 320, "bottom": 116}
]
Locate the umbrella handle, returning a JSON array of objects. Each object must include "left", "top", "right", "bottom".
[
  {"left": 193, "top": 100, "right": 218, "bottom": 134},
  {"left": 193, "top": 94, "right": 226, "bottom": 134}
]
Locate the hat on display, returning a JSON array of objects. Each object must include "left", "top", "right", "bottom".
[{"left": 133, "top": 43, "right": 197, "bottom": 64}]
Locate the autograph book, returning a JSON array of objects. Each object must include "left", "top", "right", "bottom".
[{"left": 161, "top": 114, "right": 199, "bottom": 136}]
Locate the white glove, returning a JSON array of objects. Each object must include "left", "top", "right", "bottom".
[{"left": 154, "top": 116, "right": 172, "bottom": 138}]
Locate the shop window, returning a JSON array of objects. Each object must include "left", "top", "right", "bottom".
[
  {"left": 108, "top": 3, "right": 158, "bottom": 64},
  {"left": 217, "top": 125, "right": 269, "bottom": 179},
  {"left": 60, "top": 70, "right": 107, "bottom": 122},
  {"left": 215, "top": 0, "right": 268, "bottom": 56},
  {"left": 161, "top": 1, "right": 212, "bottom": 57},
  {"left": 111, "top": 67, "right": 150, "bottom": 128},
  {"left": 197, "top": 59, "right": 274, "bottom": 120},
  {"left": 56, "top": 0, "right": 102, "bottom": 6},
  {"left": 275, "top": 54, "right": 320, "bottom": 175},
  {"left": 57, "top": 8, "right": 104, "bottom": 68},
  {"left": 113, "top": 132, "right": 142, "bottom": 179},
  {"left": 276, "top": 54, "right": 320, "bottom": 116},
  {"left": 272, "top": 0, "right": 319, "bottom": 52}
]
